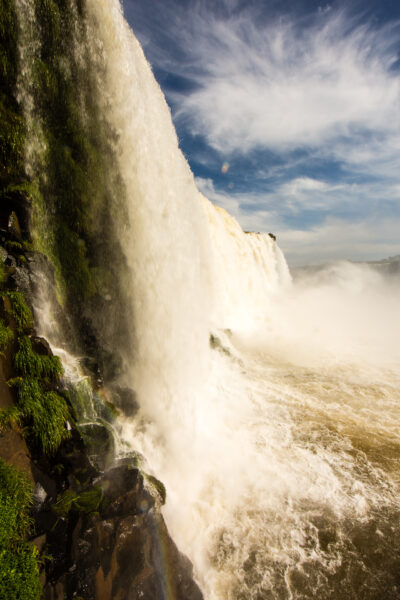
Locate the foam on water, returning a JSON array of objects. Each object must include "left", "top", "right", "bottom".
[
  {"left": 83, "top": 3, "right": 400, "bottom": 597},
  {"left": 19, "top": 0, "right": 400, "bottom": 597}
]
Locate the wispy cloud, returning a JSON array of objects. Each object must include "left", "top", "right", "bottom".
[
  {"left": 171, "top": 10, "right": 400, "bottom": 156},
  {"left": 135, "top": 3, "right": 400, "bottom": 179},
  {"left": 196, "top": 175, "right": 400, "bottom": 266},
  {"left": 280, "top": 178, "right": 330, "bottom": 195},
  {"left": 278, "top": 215, "right": 400, "bottom": 267},
  {"left": 126, "top": 1, "right": 400, "bottom": 263}
]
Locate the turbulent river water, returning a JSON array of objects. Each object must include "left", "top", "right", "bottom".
[
  {"left": 15, "top": 0, "right": 400, "bottom": 598},
  {"left": 122, "top": 258, "right": 400, "bottom": 600}
]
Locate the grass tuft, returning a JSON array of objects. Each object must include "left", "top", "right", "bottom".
[
  {"left": 0, "top": 458, "right": 41, "bottom": 600},
  {"left": 8, "top": 378, "right": 70, "bottom": 454},
  {"left": 2, "top": 292, "right": 33, "bottom": 333},
  {"left": 53, "top": 485, "right": 104, "bottom": 517},
  {"left": 0, "top": 318, "right": 13, "bottom": 352},
  {"left": 14, "top": 336, "right": 63, "bottom": 379},
  {"left": 0, "top": 405, "right": 21, "bottom": 430}
]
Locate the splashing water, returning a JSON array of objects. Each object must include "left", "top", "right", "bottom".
[
  {"left": 82, "top": 2, "right": 400, "bottom": 598},
  {"left": 18, "top": 0, "right": 400, "bottom": 597}
]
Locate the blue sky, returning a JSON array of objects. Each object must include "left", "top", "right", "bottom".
[{"left": 123, "top": 0, "right": 400, "bottom": 266}]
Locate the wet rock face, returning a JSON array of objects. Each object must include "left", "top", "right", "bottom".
[
  {"left": 0, "top": 230, "right": 202, "bottom": 600},
  {"left": 42, "top": 462, "right": 203, "bottom": 600},
  {"left": 68, "top": 464, "right": 203, "bottom": 600}
]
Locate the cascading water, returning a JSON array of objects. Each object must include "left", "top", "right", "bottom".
[
  {"left": 81, "top": 3, "right": 400, "bottom": 599},
  {"left": 12, "top": 0, "right": 400, "bottom": 598}
]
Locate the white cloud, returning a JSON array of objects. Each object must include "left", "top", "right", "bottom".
[
  {"left": 278, "top": 216, "right": 400, "bottom": 267},
  {"left": 172, "top": 11, "right": 400, "bottom": 155},
  {"left": 196, "top": 175, "right": 400, "bottom": 266},
  {"left": 195, "top": 176, "right": 281, "bottom": 230},
  {"left": 128, "top": 3, "right": 400, "bottom": 264},
  {"left": 279, "top": 177, "right": 329, "bottom": 195},
  {"left": 276, "top": 177, "right": 333, "bottom": 212}
]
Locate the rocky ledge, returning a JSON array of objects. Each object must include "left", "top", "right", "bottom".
[
  {"left": 35, "top": 448, "right": 203, "bottom": 600},
  {"left": 0, "top": 212, "right": 203, "bottom": 600}
]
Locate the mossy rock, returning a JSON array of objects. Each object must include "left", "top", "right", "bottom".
[
  {"left": 0, "top": 318, "right": 13, "bottom": 352},
  {"left": 1, "top": 291, "right": 33, "bottom": 333},
  {"left": 79, "top": 421, "right": 115, "bottom": 472},
  {"left": 6, "top": 378, "right": 70, "bottom": 455},
  {"left": 53, "top": 485, "right": 104, "bottom": 517},
  {"left": 14, "top": 335, "right": 63, "bottom": 379},
  {"left": 144, "top": 473, "right": 167, "bottom": 505},
  {"left": 0, "top": 458, "right": 41, "bottom": 600}
]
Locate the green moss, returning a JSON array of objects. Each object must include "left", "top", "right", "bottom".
[
  {"left": 0, "top": 318, "right": 13, "bottom": 352},
  {"left": 38, "top": 390, "right": 71, "bottom": 453},
  {"left": 53, "top": 485, "right": 104, "bottom": 517},
  {"left": 0, "top": 99, "right": 25, "bottom": 185},
  {"left": 0, "top": 458, "right": 41, "bottom": 600},
  {"left": 5, "top": 240, "right": 23, "bottom": 253},
  {"left": 8, "top": 378, "right": 70, "bottom": 454},
  {"left": 0, "top": 1, "right": 19, "bottom": 93},
  {"left": 0, "top": 260, "right": 5, "bottom": 285},
  {"left": 0, "top": 405, "right": 20, "bottom": 430},
  {"left": 17, "top": 0, "right": 129, "bottom": 345},
  {"left": 0, "top": 286, "right": 69, "bottom": 456},
  {"left": 27, "top": 0, "right": 97, "bottom": 305},
  {"left": 145, "top": 474, "right": 166, "bottom": 505},
  {"left": 0, "top": 0, "right": 26, "bottom": 189},
  {"left": 0, "top": 544, "right": 41, "bottom": 600},
  {"left": 2, "top": 291, "right": 34, "bottom": 333},
  {"left": 14, "top": 336, "right": 63, "bottom": 379},
  {"left": 0, "top": 458, "right": 32, "bottom": 537}
]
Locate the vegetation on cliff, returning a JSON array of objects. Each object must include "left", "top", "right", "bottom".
[
  {"left": 27, "top": 0, "right": 130, "bottom": 381},
  {"left": 2, "top": 0, "right": 130, "bottom": 382},
  {"left": 0, "top": 0, "right": 25, "bottom": 191},
  {"left": 0, "top": 265, "right": 71, "bottom": 455},
  {"left": 0, "top": 458, "right": 41, "bottom": 600},
  {"left": 0, "top": 1, "right": 183, "bottom": 598}
]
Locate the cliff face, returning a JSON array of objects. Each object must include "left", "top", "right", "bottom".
[{"left": 0, "top": 1, "right": 203, "bottom": 598}]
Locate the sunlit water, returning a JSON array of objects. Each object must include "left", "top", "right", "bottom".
[
  {"left": 15, "top": 0, "right": 400, "bottom": 597},
  {"left": 120, "top": 262, "right": 400, "bottom": 600}
]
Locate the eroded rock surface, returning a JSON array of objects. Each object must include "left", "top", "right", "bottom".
[
  {"left": 37, "top": 461, "right": 203, "bottom": 600},
  {"left": 66, "top": 465, "right": 203, "bottom": 600}
]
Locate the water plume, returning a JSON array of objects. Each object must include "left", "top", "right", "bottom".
[
  {"left": 83, "top": 3, "right": 400, "bottom": 598},
  {"left": 15, "top": 0, "right": 400, "bottom": 597}
]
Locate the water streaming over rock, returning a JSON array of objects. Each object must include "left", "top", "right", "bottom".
[{"left": 11, "top": 0, "right": 400, "bottom": 598}]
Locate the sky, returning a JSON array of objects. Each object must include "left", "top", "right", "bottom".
[{"left": 122, "top": 0, "right": 400, "bottom": 266}]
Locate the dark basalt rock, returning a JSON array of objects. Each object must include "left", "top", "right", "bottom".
[
  {"left": 111, "top": 385, "right": 139, "bottom": 418},
  {"left": 26, "top": 420, "right": 204, "bottom": 600},
  {"left": 79, "top": 422, "right": 115, "bottom": 472},
  {"left": 8, "top": 210, "right": 22, "bottom": 241},
  {"left": 30, "top": 335, "right": 53, "bottom": 356},
  {"left": 0, "top": 188, "right": 32, "bottom": 236},
  {"left": 0, "top": 212, "right": 203, "bottom": 600},
  {"left": 31, "top": 454, "right": 203, "bottom": 600},
  {"left": 63, "top": 462, "right": 203, "bottom": 600}
]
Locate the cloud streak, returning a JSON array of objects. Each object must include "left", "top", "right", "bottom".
[
  {"left": 126, "top": 1, "right": 400, "bottom": 263},
  {"left": 171, "top": 10, "right": 400, "bottom": 156},
  {"left": 196, "top": 175, "right": 400, "bottom": 266}
]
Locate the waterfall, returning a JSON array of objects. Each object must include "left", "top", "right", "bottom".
[
  {"left": 81, "top": 4, "right": 400, "bottom": 600},
  {"left": 9, "top": 0, "right": 400, "bottom": 598}
]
